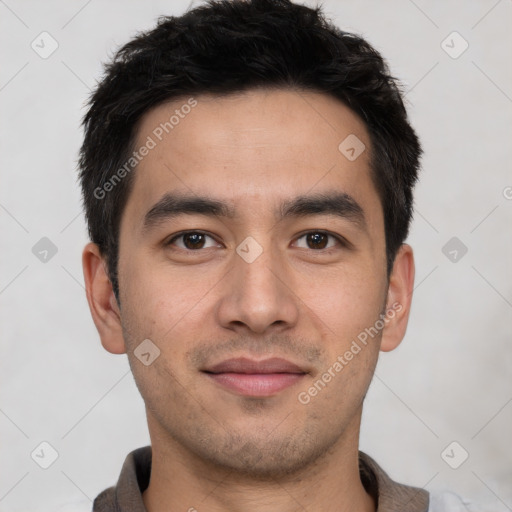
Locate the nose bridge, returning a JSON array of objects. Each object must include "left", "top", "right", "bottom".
[
  {"left": 238, "top": 236, "right": 282, "bottom": 295},
  {"left": 218, "top": 232, "right": 299, "bottom": 333}
]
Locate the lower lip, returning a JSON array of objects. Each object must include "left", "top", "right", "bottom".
[{"left": 206, "top": 372, "right": 305, "bottom": 397}]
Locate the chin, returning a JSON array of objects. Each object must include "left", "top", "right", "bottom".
[{"left": 187, "top": 424, "right": 336, "bottom": 481}]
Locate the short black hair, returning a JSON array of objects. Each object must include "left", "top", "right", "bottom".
[{"left": 78, "top": 0, "right": 422, "bottom": 302}]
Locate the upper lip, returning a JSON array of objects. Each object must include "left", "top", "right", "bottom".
[{"left": 203, "top": 357, "right": 307, "bottom": 374}]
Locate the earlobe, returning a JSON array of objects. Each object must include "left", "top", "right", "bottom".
[
  {"left": 380, "top": 244, "right": 415, "bottom": 353},
  {"left": 82, "top": 242, "right": 126, "bottom": 354}
]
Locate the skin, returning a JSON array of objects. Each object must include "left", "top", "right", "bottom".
[{"left": 83, "top": 88, "right": 415, "bottom": 512}]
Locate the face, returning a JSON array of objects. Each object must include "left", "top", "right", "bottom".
[{"left": 97, "top": 88, "right": 400, "bottom": 478}]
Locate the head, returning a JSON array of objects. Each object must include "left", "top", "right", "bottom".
[{"left": 80, "top": 0, "right": 420, "bottom": 478}]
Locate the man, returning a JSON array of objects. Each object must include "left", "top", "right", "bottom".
[{"left": 78, "top": 0, "right": 463, "bottom": 510}]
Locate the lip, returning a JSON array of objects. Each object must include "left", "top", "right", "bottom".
[
  {"left": 203, "top": 357, "right": 307, "bottom": 397},
  {"left": 205, "top": 357, "right": 306, "bottom": 374}
]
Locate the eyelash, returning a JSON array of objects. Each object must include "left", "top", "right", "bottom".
[{"left": 165, "top": 230, "right": 349, "bottom": 252}]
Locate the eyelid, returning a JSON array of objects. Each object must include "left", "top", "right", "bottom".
[
  {"left": 165, "top": 230, "right": 221, "bottom": 248},
  {"left": 165, "top": 229, "right": 351, "bottom": 252},
  {"left": 293, "top": 230, "right": 350, "bottom": 250}
]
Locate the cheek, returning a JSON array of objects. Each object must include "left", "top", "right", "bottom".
[
  {"left": 119, "top": 259, "right": 221, "bottom": 398},
  {"left": 120, "top": 276, "right": 204, "bottom": 412},
  {"left": 307, "top": 352, "right": 378, "bottom": 424},
  {"left": 120, "top": 252, "right": 214, "bottom": 338},
  {"left": 296, "top": 263, "right": 386, "bottom": 342}
]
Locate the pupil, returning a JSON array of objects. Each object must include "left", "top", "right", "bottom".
[
  {"left": 308, "top": 233, "right": 327, "bottom": 249},
  {"left": 185, "top": 233, "right": 204, "bottom": 249}
]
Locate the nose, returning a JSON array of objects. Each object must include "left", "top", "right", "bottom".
[{"left": 216, "top": 239, "right": 300, "bottom": 335}]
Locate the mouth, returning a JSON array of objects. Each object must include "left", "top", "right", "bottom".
[{"left": 202, "top": 357, "right": 308, "bottom": 397}]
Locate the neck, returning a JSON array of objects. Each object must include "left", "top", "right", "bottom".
[{"left": 142, "top": 411, "right": 375, "bottom": 512}]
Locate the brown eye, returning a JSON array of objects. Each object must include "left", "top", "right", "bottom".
[
  {"left": 182, "top": 233, "right": 205, "bottom": 249},
  {"left": 295, "top": 231, "right": 341, "bottom": 251},
  {"left": 306, "top": 232, "right": 328, "bottom": 249},
  {"left": 166, "top": 231, "right": 218, "bottom": 250}
]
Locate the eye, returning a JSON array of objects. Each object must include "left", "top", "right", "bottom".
[
  {"left": 294, "top": 231, "right": 345, "bottom": 251},
  {"left": 166, "top": 231, "right": 220, "bottom": 250}
]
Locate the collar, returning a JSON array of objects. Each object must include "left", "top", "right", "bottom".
[{"left": 93, "top": 445, "right": 429, "bottom": 512}]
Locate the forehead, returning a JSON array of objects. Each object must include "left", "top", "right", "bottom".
[{"left": 122, "top": 88, "right": 381, "bottom": 231}]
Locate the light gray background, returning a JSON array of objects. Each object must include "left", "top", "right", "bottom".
[{"left": 1, "top": 1, "right": 511, "bottom": 511}]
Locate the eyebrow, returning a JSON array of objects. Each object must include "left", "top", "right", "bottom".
[{"left": 142, "top": 191, "right": 366, "bottom": 233}]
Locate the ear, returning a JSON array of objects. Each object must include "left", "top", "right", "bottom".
[
  {"left": 82, "top": 242, "right": 126, "bottom": 354},
  {"left": 380, "top": 243, "right": 415, "bottom": 352}
]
